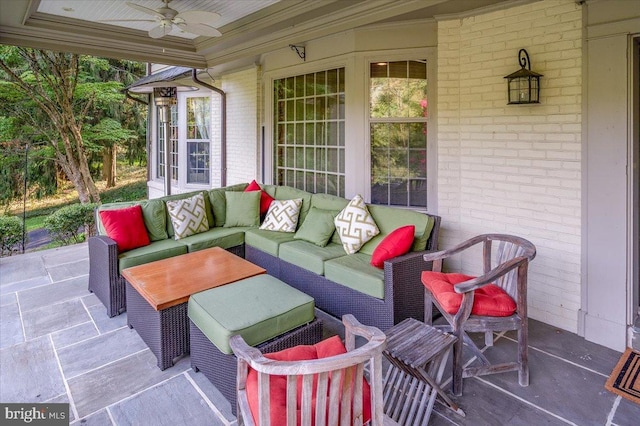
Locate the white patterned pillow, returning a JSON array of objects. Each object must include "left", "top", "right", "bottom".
[
  {"left": 335, "top": 194, "right": 379, "bottom": 254},
  {"left": 166, "top": 193, "right": 209, "bottom": 240},
  {"left": 259, "top": 198, "right": 303, "bottom": 232}
]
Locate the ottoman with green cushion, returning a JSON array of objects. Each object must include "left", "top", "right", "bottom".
[{"left": 188, "top": 274, "right": 322, "bottom": 415}]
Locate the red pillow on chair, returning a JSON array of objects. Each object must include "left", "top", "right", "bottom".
[
  {"left": 245, "top": 335, "right": 372, "bottom": 425},
  {"left": 99, "top": 205, "right": 150, "bottom": 252},
  {"left": 245, "top": 180, "right": 275, "bottom": 216},
  {"left": 421, "top": 271, "right": 516, "bottom": 317},
  {"left": 370, "top": 225, "right": 415, "bottom": 268}
]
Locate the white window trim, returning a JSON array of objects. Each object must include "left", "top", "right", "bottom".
[
  {"left": 263, "top": 58, "right": 352, "bottom": 187},
  {"left": 150, "top": 89, "right": 213, "bottom": 193},
  {"left": 181, "top": 92, "right": 213, "bottom": 190},
  {"left": 363, "top": 49, "right": 437, "bottom": 213},
  {"left": 262, "top": 47, "right": 436, "bottom": 212}
]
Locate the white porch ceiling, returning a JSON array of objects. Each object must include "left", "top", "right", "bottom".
[
  {"left": 0, "top": 0, "right": 514, "bottom": 69},
  {"left": 36, "top": 0, "right": 280, "bottom": 40}
]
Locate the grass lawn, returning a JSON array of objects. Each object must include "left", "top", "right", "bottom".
[{"left": 6, "top": 163, "right": 147, "bottom": 219}]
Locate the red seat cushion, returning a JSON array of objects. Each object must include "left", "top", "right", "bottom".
[
  {"left": 99, "top": 205, "right": 150, "bottom": 252},
  {"left": 246, "top": 335, "right": 372, "bottom": 425},
  {"left": 245, "top": 180, "right": 275, "bottom": 216},
  {"left": 370, "top": 225, "right": 415, "bottom": 268},
  {"left": 421, "top": 271, "right": 516, "bottom": 317}
]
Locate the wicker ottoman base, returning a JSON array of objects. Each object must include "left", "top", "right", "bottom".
[
  {"left": 126, "top": 282, "right": 189, "bottom": 370},
  {"left": 190, "top": 318, "right": 322, "bottom": 415}
]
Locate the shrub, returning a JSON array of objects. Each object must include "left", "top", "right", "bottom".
[
  {"left": 0, "top": 215, "right": 24, "bottom": 256},
  {"left": 44, "top": 203, "right": 97, "bottom": 246}
]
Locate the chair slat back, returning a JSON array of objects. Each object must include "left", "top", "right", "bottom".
[
  {"left": 491, "top": 237, "right": 535, "bottom": 300},
  {"left": 232, "top": 315, "right": 387, "bottom": 426}
]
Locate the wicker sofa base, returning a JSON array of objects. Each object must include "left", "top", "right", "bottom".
[
  {"left": 248, "top": 246, "right": 433, "bottom": 332},
  {"left": 190, "top": 318, "right": 323, "bottom": 416}
]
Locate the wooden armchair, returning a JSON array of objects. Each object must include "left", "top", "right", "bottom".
[
  {"left": 229, "top": 314, "right": 388, "bottom": 426},
  {"left": 422, "top": 234, "right": 536, "bottom": 396}
]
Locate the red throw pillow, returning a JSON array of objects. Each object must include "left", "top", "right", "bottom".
[
  {"left": 99, "top": 205, "right": 150, "bottom": 252},
  {"left": 246, "top": 336, "right": 372, "bottom": 425},
  {"left": 370, "top": 225, "right": 415, "bottom": 268},
  {"left": 421, "top": 271, "right": 517, "bottom": 317},
  {"left": 245, "top": 180, "right": 275, "bottom": 216}
]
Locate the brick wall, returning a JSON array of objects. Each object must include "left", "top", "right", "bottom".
[
  {"left": 222, "top": 67, "right": 260, "bottom": 185},
  {"left": 437, "top": 0, "right": 583, "bottom": 331}
]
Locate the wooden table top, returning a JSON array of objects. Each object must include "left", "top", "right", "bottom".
[{"left": 121, "top": 247, "right": 266, "bottom": 311}]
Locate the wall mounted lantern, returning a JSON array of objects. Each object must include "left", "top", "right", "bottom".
[
  {"left": 154, "top": 87, "right": 177, "bottom": 123},
  {"left": 504, "top": 49, "right": 543, "bottom": 104}
]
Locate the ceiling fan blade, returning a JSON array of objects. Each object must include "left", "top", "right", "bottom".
[
  {"left": 126, "top": 2, "right": 164, "bottom": 19},
  {"left": 149, "top": 24, "right": 171, "bottom": 39},
  {"left": 180, "top": 22, "right": 222, "bottom": 37},
  {"left": 175, "top": 10, "right": 221, "bottom": 25},
  {"left": 98, "top": 19, "right": 156, "bottom": 23}
]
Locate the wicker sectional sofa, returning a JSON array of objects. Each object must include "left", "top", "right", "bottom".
[{"left": 88, "top": 183, "right": 440, "bottom": 330}]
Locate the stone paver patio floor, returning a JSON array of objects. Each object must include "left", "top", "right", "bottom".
[{"left": 1, "top": 243, "right": 639, "bottom": 425}]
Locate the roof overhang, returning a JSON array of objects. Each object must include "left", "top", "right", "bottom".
[{"left": 0, "top": 0, "right": 518, "bottom": 69}]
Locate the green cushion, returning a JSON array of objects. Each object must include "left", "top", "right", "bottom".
[
  {"left": 244, "top": 228, "right": 297, "bottom": 256},
  {"left": 177, "top": 227, "right": 247, "bottom": 252},
  {"left": 261, "top": 184, "right": 278, "bottom": 199},
  {"left": 224, "top": 191, "right": 260, "bottom": 227},
  {"left": 294, "top": 207, "right": 338, "bottom": 247},
  {"left": 139, "top": 199, "right": 168, "bottom": 241},
  {"left": 163, "top": 191, "right": 214, "bottom": 238},
  {"left": 310, "top": 193, "right": 349, "bottom": 211},
  {"left": 273, "top": 186, "right": 312, "bottom": 225},
  {"left": 97, "top": 200, "right": 167, "bottom": 242},
  {"left": 324, "top": 253, "right": 385, "bottom": 299},
  {"left": 310, "top": 194, "right": 349, "bottom": 244},
  {"left": 207, "top": 183, "right": 248, "bottom": 227},
  {"left": 118, "top": 239, "right": 188, "bottom": 273},
  {"left": 188, "top": 275, "right": 315, "bottom": 354},
  {"left": 278, "top": 240, "right": 346, "bottom": 275},
  {"left": 359, "top": 205, "right": 435, "bottom": 255}
]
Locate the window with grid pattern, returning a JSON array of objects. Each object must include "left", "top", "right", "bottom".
[
  {"left": 157, "top": 105, "right": 178, "bottom": 181},
  {"left": 186, "top": 97, "right": 211, "bottom": 184},
  {"left": 274, "top": 68, "right": 345, "bottom": 196},
  {"left": 370, "top": 60, "right": 428, "bottom": 208}
]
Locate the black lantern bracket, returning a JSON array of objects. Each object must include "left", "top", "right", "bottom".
[
  {"left": 289, "top": 44, "right": 306, "bottom": 61},
  {"left": 504, "top": 48, "right": 543, "bottom": 105}
]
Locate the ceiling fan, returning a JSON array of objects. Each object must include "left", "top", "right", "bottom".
[{"left": 101, "top": 0, "right": 222, "bottom": 39}]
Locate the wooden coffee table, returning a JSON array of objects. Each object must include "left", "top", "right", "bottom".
[{"left": 122, "top": 247, "right": 266, "bottom": 370}]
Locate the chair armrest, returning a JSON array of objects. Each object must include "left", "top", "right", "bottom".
[
  {"left": 343, "top": 314, "right": 386, "bottom": 351},
  {"left": 229, "top": 334, "right": 265, "bottom": 363},
  {"left": 453, "top": 256, "right": 529, "bottom": 294},
  {"left": 422, "top": 234, "right": 488, "bottom": 264}
]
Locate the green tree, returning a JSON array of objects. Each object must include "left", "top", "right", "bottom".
[
  {"left": 0, "top": 47, "right": 146, "bottom": 203},
  {"left": 84, "top": 118, "right": 137, "bottom": 187}
]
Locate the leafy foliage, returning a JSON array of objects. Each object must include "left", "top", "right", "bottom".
[
  {"left": 0, "top": 215, "right": 24, "bottom": 256},
  {"left": 0, "top": 143, "right": 58, "bottom": 212},
  {"left": 44, "top": 203, "right": 97, "bottom": 246},
  {"left": 0, "top": 46, "right": 147, "bottom": 204}
]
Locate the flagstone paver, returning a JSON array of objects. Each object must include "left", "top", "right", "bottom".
[{"left": 0, "top": 336, "right": 66, "bottom": 403}]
